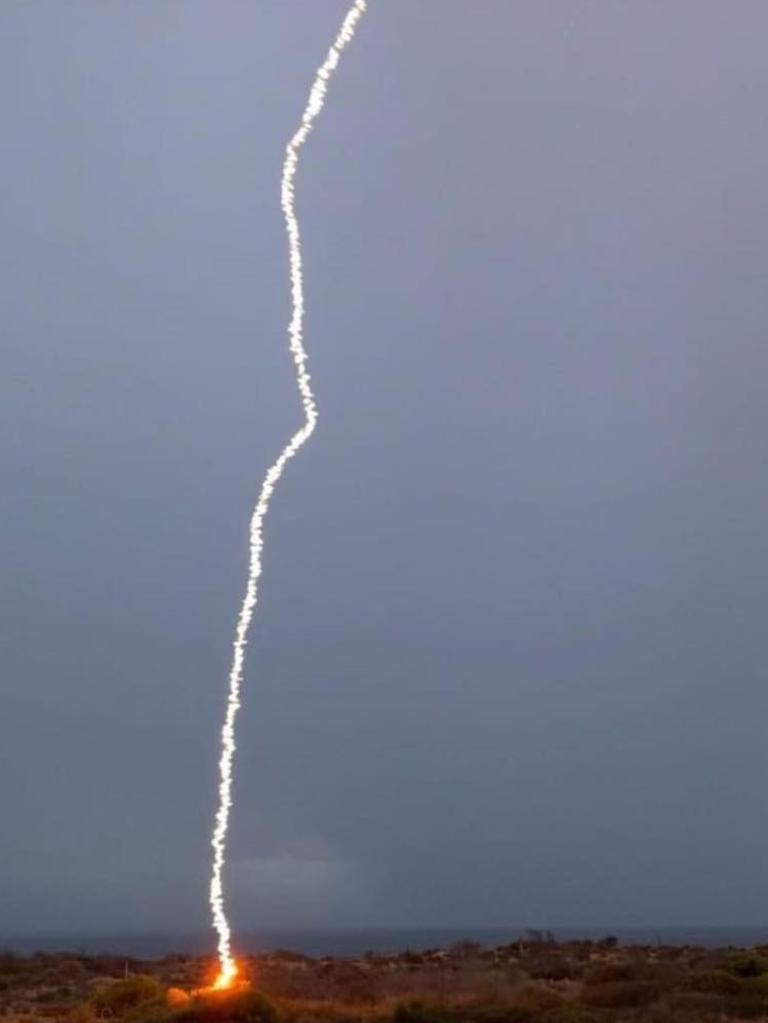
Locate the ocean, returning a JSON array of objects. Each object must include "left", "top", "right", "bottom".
[{"left": 6, "top": 926, "right": 768, "bottom": 957}]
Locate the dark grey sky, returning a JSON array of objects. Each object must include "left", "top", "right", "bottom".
[{"left": 3, "top": 0, "right": 768, "bottom": 937}]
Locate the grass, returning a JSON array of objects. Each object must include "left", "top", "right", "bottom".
[{"left": 5, "top": 941, "right": 768, "bottom": 1023}]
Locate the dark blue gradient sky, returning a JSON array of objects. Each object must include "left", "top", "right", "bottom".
[{"left": 3, "top": 0, "right": 768, "bottom": 935}]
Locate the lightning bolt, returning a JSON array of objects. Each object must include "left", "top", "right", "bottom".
[{"left": 208, "top": 0, "right": 369, "bottom": 990}]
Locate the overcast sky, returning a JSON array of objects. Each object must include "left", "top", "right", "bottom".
[{"left": 3, "top": 0, "right": 768, "bottom": 939}]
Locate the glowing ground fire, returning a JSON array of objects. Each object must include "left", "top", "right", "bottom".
[{"left": 208, "top": 0, "right": 369, "bottom": 991}]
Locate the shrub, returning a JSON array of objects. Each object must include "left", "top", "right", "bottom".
[
  {"left": 91, "top": 977, "right": 165, "bottom": 1018},
  {"left": 89, "top": 960, "right": 140, "bottom": 979},
  {"left": 526, "top": 956, "right": 579, "bottom": 982},
  {"left": 66, "top": 1006, "right": 99, "bottom": 1023},
  {"left": 124, "top": 996, "right": 171, "bottom": 1023},
  {"left": 174, "top": 991, "right": 277, "bottom": 1023},
  {"left": 746, "top": 973, "right": 768, "bottom": 997},
  {"left": 580, "top": 980, "right": 661, "bottom": 1009},
  {"left": 393, "top": 1004, "right": 453, "bottom": 1023},
  {"left": 509, "top": 985, "right": 564, "bottom": 1015},
  {"left": 538, "top": 1008, "right": 605, "bottom": 1023},
  {"left": 631, "top": 1012, "right": 681, "bottom": 1023},
  {"left": 582, "top": 962, "right": 644, "bottom": 986},
  {"left": 687, "top": 969, "right": 742, "bottom": 996},
  {"left": 720, "top": 991, "right": 767, "bottom": 1019},
  {"left": 392, "top": 999, "right": 553, "bottom": 1023},
  {"left": 728, "top": 954, "right": 768, "bottom": 978},
  {"left": 667, "top": 989, "right": 723, "bottom": 1017}
]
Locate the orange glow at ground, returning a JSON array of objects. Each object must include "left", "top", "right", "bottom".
[
  {"left": 211, "top": 960, "right": 240, "bottom": 991},
  {"left": 187, "top": 960, "right": 250, "bottom": 997},
  {"left": 166, "top": 962, "right": 249, "bottom": 1004},
  {"left": 166, "top": 988, "right": 191, "bottom": 1008}
]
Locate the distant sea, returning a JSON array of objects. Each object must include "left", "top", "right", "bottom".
[{"left": 6, "top": 926, "right": 768, "bottom": 957}]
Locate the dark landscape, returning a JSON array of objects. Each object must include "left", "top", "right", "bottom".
[{"left": 7, "top": 936, "right": 768, "bottom": 1023}]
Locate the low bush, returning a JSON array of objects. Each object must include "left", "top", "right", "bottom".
[
  {"left": 538, "top": 1007, "right": 605, "bottom": 1023},
  {"left": 686, "top": 969, "right": 741, "bottom": 996},
  {"left": 526, "top": 956, "right": 580, "bottom": 982},
  {"left": 582, "top": 962, "right": 645, "bottom": 986},
  {"left": 719, "top": 991, "right": 767, "bottom": 1019},
  {"left": 174, "top": 991, "right": 277, "bottom": 1023},
  {"left": 728, "top": 954, "right": 768, "bottom": 978},
  {"left": 393, "top": 1000, "right": 547, "bottom": 1023},
  {"left": 630, "top": 1012, "right": 680, "bottom": 1023},
  {"left": 65, "top": 1005, "right": 99, "bottom": 1023},
  {"left": 666, "top": 989, "right": 723, "bottom": 1017},
  {"left": 90, "top": 977, "right": 165, "bottom": 1018},
  {"left": 579, "top": 981, "right": 661, "bottom": 1009},
  {"left": 393, "top": 1004, "right": 453, "bottom": 1023}
]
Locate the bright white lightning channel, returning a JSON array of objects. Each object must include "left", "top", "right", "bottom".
[{"left": 208, "top": 0, "right": 369, "bottom": 990}]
